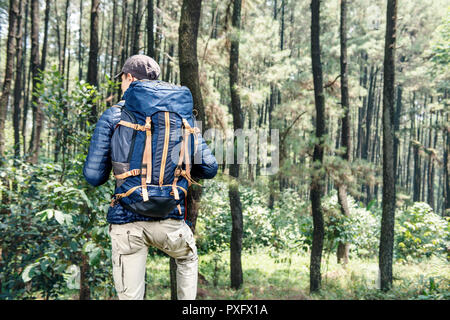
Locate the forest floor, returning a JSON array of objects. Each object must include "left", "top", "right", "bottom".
[{"left": 143, "top": 247, "right": 450, "bottom": 300}]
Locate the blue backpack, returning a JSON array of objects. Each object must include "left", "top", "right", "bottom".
[{"left": 109, "top": 80, "right": 200, "bottom": 219}]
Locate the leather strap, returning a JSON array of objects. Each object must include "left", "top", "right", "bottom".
[
  {"left": 116, "top": 120, "right": 147, "bottom": 131},
  {"left": 114, "top": 169, "right": 141, "bottom": 180},
  {"left": 141, "top": 116, "right": 152, "bottom": 202}
]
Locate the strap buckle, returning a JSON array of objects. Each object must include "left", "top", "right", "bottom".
[
  {"left": 174, "top": 166, "right": 182, "bottom": 177},
  {"left": 144, "top": 117, "right": 152, "bottom": 130},
  {"left": 130, "top": 168, "right": 140, "bottom": 176}
]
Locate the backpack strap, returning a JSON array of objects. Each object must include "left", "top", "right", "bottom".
[
  {"left": 114, "top": 168, "right": 140, "bottom": 179},
  {"left": 116, "top": 120, "right": 147, "bottom": 131},
  {"left": 141, "top": 116, "right": 153, "bottom": 202},
  {"left": 111, "top": 184, "right": 187, "bottom": 207},
  {"left": 171, "top": 118, "right": 201, "bottom": 202}
]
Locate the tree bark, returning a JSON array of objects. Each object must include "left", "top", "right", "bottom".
[
  {"left": 79, "top": 253, "right": 91, "bottom": 300},
  {"left": 309, "top": 0, "right": 326, "bottom": 293},
  {"left": 131, "top": 0, "right": 143, "bottom": 55},
  {"left": 78, "top": 0, "right": 83, "bottom": 81},
  {"left": 169, "top": 256, "right": 177, "bottom": 300},
  {"left": 444, "top": 103, "right": 449, "bottom": 216},
  {"left": 110, "top": 0, "right": 118, "bottom": 78},
  {"left": 393, "top": 85, "right": 402, "bottom": 179},
  {"left": 427, "top": 110, "right": 434, "bottom": 209},
  {"left": 413, "top": 114, "right": 421, "bottom": 202},
  {"left": 336, "top": 0, "right": 351, "bottom": 265},
  {"left": 154, "top": 0, "right": 162, "bottom": 64},
  {"left": 178, "top": 0, "right": 206, "bottom": 127},
  {"left": 379, "top": 0, "right": 398, "bottom": 292},
  {"left": 147, "top": 0, "right": 155, "bottom": 57},
  {"left": 27, "top": 0, "right": 42, "bottom": 164},
  {"left": 12, "top": 0, "right": 24, "bottom": 159},
  {"left": 0, "top": 0, "right": 19, "bottom": 159},
  {"left": 62, "top": 0, "right": 70, "bottom": 79},
  {"left": 228, "top": 0, "right": 244, "bottom": 290},
  {"left": 21, "top": 0, "right": 30, "bottom": 157},
  {"left": 87, "top": 0, "right": 99, "bottom": 123},
  {"left": 41, "top": 0, "right": 50, "bottom": 72},
  {"left": 280, "top": 0, "right": 285, "bottom": 50},
  {"left": 173, "top": 0, "right": 207, "bottom": 299}
]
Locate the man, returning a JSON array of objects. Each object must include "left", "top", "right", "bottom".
[{"left": 83, "top": 55, "right": 218, "bottom": 300}]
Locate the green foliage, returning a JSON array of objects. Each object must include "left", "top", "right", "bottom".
[
  {"left": 197, "top": 178, "right": 382, "bottom": 259},
  {"left": 0, "top": 71, "right": 115, "bottom": 299},
  {"left": 395, "top": 202, "right": 450, "bottom": 261},
  {"left": 321, "top": 191, "right": 381, "bottom": 258},
  {"left": 196, "top": 179, "right": 232, "bottom": 253}
]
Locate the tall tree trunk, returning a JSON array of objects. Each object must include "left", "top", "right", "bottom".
[
  {"left": 12, "top": 0, "right": 24, "bottom": 159},
  {"left": 41, "top": 0, "right": 50, "bottom": 72},
  {"left": 280, "top": 0, "right": 285, "bottom": 50},
  {"left": 79, "top": 253, "right": 91, "bottom": 300},
  {"left": 427, "top": 111, "right": 434, "bottom": 208},
  {"left": 393, "top": 85, "right": 402, "bottom": 179},
  {"left": 309, "top": 0, "right": 326, "bottom": 293},
  {"left": 444, "top": 102, "right": 449, "bottom": 216},
  {"left": 0, "top": 0, "right": 19, "bottom": 159},
  {"left": 119, "top": 0, "right": 128, "bottom": 70},
  {"left": 228, "top": 0, "right": 244, "bottom": 290},
  {"left": 379, "top": 0, "right": 398, "bottom": 292},
  {"left": 28, "top": 0, "right": 42, "bottom": 164},
  {"left": 154, "top": 0, "right": 161, "bottom": 64},
  {"left": 413, "top": 118, "right": 421, "bottom": 202},
  {"left": 78, "top": 0, "right": 83, "bottom": 81},
  {"left": 164, "top": 44, "right": 174, "bottom": 82},
  {"left": 62, "top": 0, "right": 70, "bottom": 78},
  {"left": 109, "top": 0, "right": 117, "bottom": 78},
  {"left": 406, "top": 96, "right": 414, "bottom": 192},
  {"left": 429, "top": 109, "right": 438, "bottom": 210},
  {"left": 108, "top": 0, "right": 117, "bottom": 103},
  {"left": 21, "top": 0, "right": 30, "bottom": 157},
  {"left": 87, "top": 0, "right": 99, "bottom": 123},
  {"left": 179, "top": 0, "right": 206, "bottom": 127},
  {"left": 173, "top": 0, "right": 206, "bottom": 299},
  {"left": 336, "top": 0, "right": 351, "bottom": 265},
  {"left": 41, "top": 0, "right": 51, "bottom": 158},
  {"left": 54, "top": 4, "right": 63, "bottom": 75},
  {"left": 131, "top": 0, "right": 143, "bottom": 55},
  {"left": 356, "top": 54, "right": 368, "bottom": 161},
  {"left": 147, "top": 0, "right": 155, "bottom": 57},
  {"left": 363, "top": 66, "right": 378, "bottom": 160}
]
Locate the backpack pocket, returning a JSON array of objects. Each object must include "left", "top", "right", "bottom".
[
  {"left": 122, "top": 196, "right": 177, "bottom": 218},
  {"left": 118, "top": 184, "right": 187, "bottom": 218}
]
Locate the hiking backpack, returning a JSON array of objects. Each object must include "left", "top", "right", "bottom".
[{"left": 109, "top": 80, "right": 200, "bottom": 219}]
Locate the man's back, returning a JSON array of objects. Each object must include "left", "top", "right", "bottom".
[{"left": 83, "top": 55, "right": 217, "bottom": 300}]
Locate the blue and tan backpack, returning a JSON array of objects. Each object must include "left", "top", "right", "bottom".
[{"left": 109, "top": 80, "right": 200, "bottom": 219}]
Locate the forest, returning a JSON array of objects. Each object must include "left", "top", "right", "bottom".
[{"left": 0, "top": 0, "right": 449, "bottom": 300}]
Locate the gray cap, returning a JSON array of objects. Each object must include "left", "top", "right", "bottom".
[{"left": 114, "top": 54, "right": 161, "bottom": 80}]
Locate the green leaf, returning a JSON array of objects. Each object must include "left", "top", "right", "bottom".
[
  {"left": 54, "top": 210, "right": 66, "bottom": 224},
  {"left": 78, "top": 189, "right": 93, "bottom": 208},
  {"left": 22, "top": 263, "right": 38, "bottom": 282}
]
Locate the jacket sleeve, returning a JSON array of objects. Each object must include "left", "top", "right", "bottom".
[
  {"left": 190, "top": 133, "right": 218, "bottom": 180},
  {"left": 83, "top": 107, "right": 122, "bottom": 186}
]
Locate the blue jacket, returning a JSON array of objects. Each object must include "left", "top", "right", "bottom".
[{"left": 83, "top": 99, "right": 218, "bottom": 225}]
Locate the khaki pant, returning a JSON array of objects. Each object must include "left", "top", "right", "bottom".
[{"left": 108, "top": 218, "right": 198, "bottom": 300}]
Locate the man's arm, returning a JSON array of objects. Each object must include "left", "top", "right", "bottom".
[
  {"left": 190, "top": 134, "right": 218, "bottom": 180},
  {"left": 83, "top": 107, "right": 122, "bottom": 186}
]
